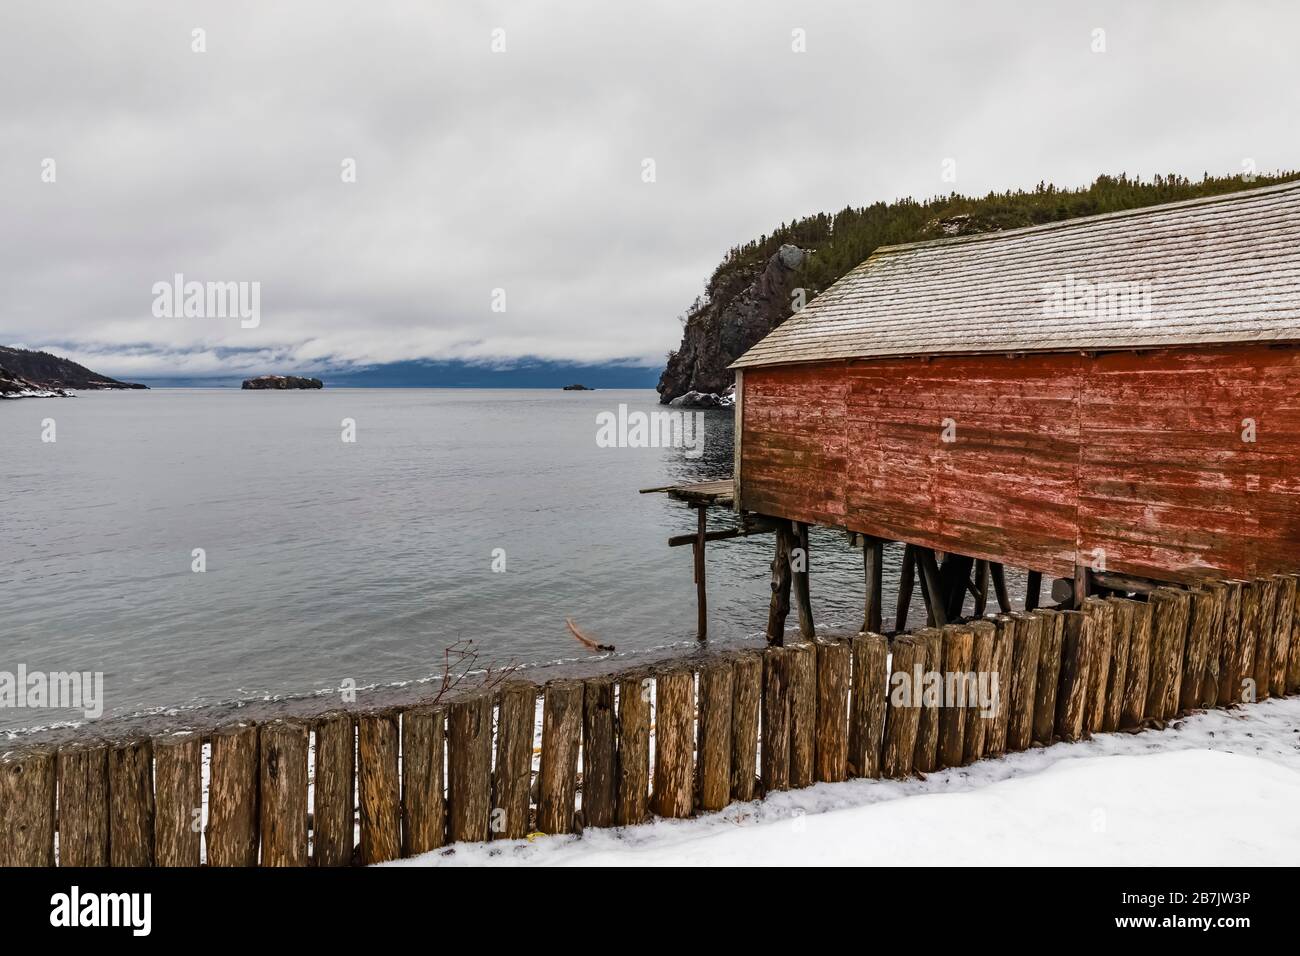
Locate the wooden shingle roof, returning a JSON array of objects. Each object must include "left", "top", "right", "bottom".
[{"left": 731, "top": 180, "right": 1300, "bottom": 369}]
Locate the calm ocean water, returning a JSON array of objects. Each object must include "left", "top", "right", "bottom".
[{"left": 1, "top": 388, "right": 1025, "bottom": 735}]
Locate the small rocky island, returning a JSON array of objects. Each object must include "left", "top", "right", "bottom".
[
  {"left": 242, "top": 375, "right": 324, "bottom": 390},
  {"left": 562, "top": 383, "right": 593, "bottom": 391}
]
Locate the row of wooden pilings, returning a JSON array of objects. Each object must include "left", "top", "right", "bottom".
[{"left": 2, "top": 574, "right": 1297, "bottom": 866}]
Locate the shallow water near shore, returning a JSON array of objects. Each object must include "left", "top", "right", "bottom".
[{"left": 1, "top": 387, "right": 1026, "bottom": 737}]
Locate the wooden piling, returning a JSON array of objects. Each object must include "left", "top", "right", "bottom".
[
  {"left": 401, "top": 704, "right": 447, "bottom": 854},
  {"left": 208, "top": 723, "right": 259, "bottom": 867},
  {"left": 1101, "top": 598, "right": 1132, "bottom": 731},
  {"left": 1082, "top": 598, "right": 1114, "bottom": 734},
  {"left": 881, "top": 635, "right": 923, "bottom": 778},
  {"left": 1288, "top": 575, "right": 1300, "bottom": 695},
  {"left": 1025, "top": 570, "right": 1043, "bottom": 612},
  {"left": 693, "top": 504, "right": 708, "bottom": 641},
  {"left": 788, "top": 642, "right": 817, "bottom": 788},
  {"left": 1031, "top": 609, "right": 1063, "bottom": 744},
  {"left": 108, "top": 738, "right": 154, "bottom": 867},
  {"left": 862, "top": 536, "right": 884, "bottom": 634},
  {"left": 582, "top": 677, "right": 617, "bottom": 828},
  {"left": 259, "top": 719, "right": 309, "bottom": 867},
  {"left": 848, "top": 632, "right": 888, "bottom": 778},
  {"left": 1147, "top": 588, "right": 1191, "bottom": 718},
  {"left": 938, "top": 625, "right": 974, "bottom": 767},
  {"left": 56, "top": 740, "right": 110, "bottom": 867},
  {"left": 698, "top": 659, "right": 735, "bottom": 810},
  {"left": 153, "top": 735, "right": 201, "bottom": 867},
  {"left": 492, "top": 682, "right": 534, "bottom": 841},
  {"left": 767, "top": 526, "right": 794, "bottom": 644},
  {"left": 814, "top": 639, "right": 850, "bottom": 783},
  {"left": 990, "top": 563, "right": 1012, "bottom": 614},
  {"left": 616, "top": 675, "right": 652, "bottom": 825},
  {"left": 1253, "top": 577, "right": 1279, "bottom": 700},
  {"left": 761, "top": 645, "right": 792, "bottom": 792},
  {"left": 1007, "top": 612, "right": 1042, "bottom": 751},
  {"left": 447, "top": 696, "right": 493, "bottom": 844},
  {"left": 730, "top": 652, "right": 762, "bottom": 801},
  {"left": 312, "top": 712, "right": 355, "bottom": 866},
  {"left": 1120, "top": 601, "right": 1154, "bottom": 727},
  {"left": 896, "top": 544, "right": 917, "bottom": 632},
  {"left": 1055, "top": 610, "right": 1089, "bottom": 741},
  {"left": 913, "top": 628, "right": 943, "bottom": 771},
  {"left": 973, "top": 560, "right": 990, "bottom": 617},
  {"left": 357, "top": 712, "right": 401, "bottom": 864},
  {"left": 1235, "top": 580, "right": 1261, "bottom": 704},
  {"left": 964, "top": 621, "right": 995, "bottom": 761},
  {"left": 987, "top": 617, "right": 1014, "bottom": 754},
  {"left": 1181, "top": 587, "right": 1219, "bottom": 713},
  {"left": 793, "top": 522, "right": 815, "bottom": 639},
  {"left": 538, "top": 681, "right": 582, "bottom": 833},
  {"left": 1270, "top": 574, "right": 1296, "bottom": 697},
  {"left": 0, "top": 747, "right": 55, "bottom": 866},
  {"left": 1216, "top": 582, "right": 1245, "bottom": 707},
  {"left": 652, "top": 667, "right": 694, "bottom": 819}
]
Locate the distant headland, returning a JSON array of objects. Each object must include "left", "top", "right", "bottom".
[{"left": 0, "top": 345, "right": 147, "bottom": 399}]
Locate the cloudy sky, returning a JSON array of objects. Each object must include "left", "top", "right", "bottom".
[{"left": 2, "top": 0, "right": 1297, "bottom": 380}]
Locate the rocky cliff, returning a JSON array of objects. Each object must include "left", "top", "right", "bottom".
[
  {"left": 657, "top": 244, "right": 806, "bottom": 403},
  {"left": 0, "top": 345, "right": 146, "bottom": 398},
  {"left": 242, "top": 374, "right": 324, "bottom": 389}
]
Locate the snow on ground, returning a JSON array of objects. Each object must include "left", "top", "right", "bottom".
[{"left": 390, "top": 696, "right": 1300, "bottom": 867}]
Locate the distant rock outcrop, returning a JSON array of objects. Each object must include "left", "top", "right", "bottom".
[
  {"left": 242, "top": 375, "right": 324, "bottom": 390},
  {"left": 0, "top": 345, "right": 147, "bottom": 399},
  {"left": 562, "top": 383, "right": 593, "bottom": 390},
  {"left": 657, "top": 244, "right": 806, "bottom": 404}
]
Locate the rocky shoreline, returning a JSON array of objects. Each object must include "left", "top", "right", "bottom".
[{"left": 0, "top": 345, "right": 146, "bottom": 399}]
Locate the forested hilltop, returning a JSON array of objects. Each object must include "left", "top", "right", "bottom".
[{"left": 658, "top": 171, "right": 1300, "bottom": 403}]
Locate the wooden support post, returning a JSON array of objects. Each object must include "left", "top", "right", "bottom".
[
  {"left": 788, "top": 642, "right": 816, "bottom": 788},
  {"left": 57, "top": 741, "right": 110, "bottom": 867},
  {"left": 964, "top": 621, "right": 996, "bottom": 762},
  {"left": 730, "top": 652, "right": 762, "bottom": 801},
  {"left": 1031, "top": 609, "right": 1063, "bottom": 744},
  {"left": 761, "top": 645, "right": 792, "bottom": 792},
  {"left": 108, "top": 738, "right": 154, "bottom": 867},
  {"left": 896, "top": 544, "right": 917, "bottom": 632},
  {"left": 862, "top": 536, "right": 884, "bottom": 634},
  {"left": 1182, "top": 587, "right": 1220, "bottom": 713},
  {"left": 814, "top": 639, "right": 850, "bottom": 783},
  {"left": 154, "top": 735, "right": 201, "bottom": 867},
  {"left": 1234, "top": 581, "right": 1261, "bottom": 705},
  {"left": 1270, "top": 574, "right": 1296, "bottom": 697},
  {"left": 1082, "top": 598, "right": 1114, "bottom": 734},
  {"left": 583, "top": 677, "right": 617, "bottom": 828},
  {"left": 1103, "top": 599, "right": 1133, "bottom": 732},
  {"left": 916, "top": 548, "right": 948, "bottom": 627},
  {"left": 259, "top": 719, "right": 309, "bottom": 867},
  {"left": 1215, "top": 582, "right": 1245, "bottom": 707},
  {"left": 881, "top": 636, "right": 924, "bottom": 778},
  {"left": 312, "top": 712, "right": 355, "bottom": 866},
  {"left": 697, "top": 659, "right": 735, "bottom": 811},
  {"left": 1120, "top": 601, "right": 1154, "bottom": 727},
  {"left": 1288, "top": 574, "right": 1300, "bottom": 695},
  {"left": 991, "top": 562, "right": 1012, "bottom": 614},
  {"left": 652, "top": 667, "right": 694, "bottom": 818},
  {"left": 987, "top": 617, "right": 1014, "bottom": 754},
  {"left": 402, "top": 705, "right": 447, "bottom": 854},
  {"left": 1199, "top": 583, "right": 1227, "bottom": 707},
  {"left": 0, "top": 747, "right": 55, "bottom": 866},
  {"left": 1147, "top": 588, "right": 1191, "bottom": 719},
  {"left": 766, "top": 526, "right": 793, "bottom": 645},
  {"left": 973, "top": 559, "right": 990, "bottom": 617},
  {"left": 938, "top": 625, "right": 974, "bottom": 768},
  {"left": 1025, "top": 570, "right": 1043, "bottom": 612},
  {"left": 447, "top": 696, "right": 493, "bottom": 843},
  {"left": 538, "top": 680, "right": 582, "bottom": 833},
  {"left": 1054, "top": 610, "right": 1089, "bottom": 742},
  {"left": 913, "top": 628, "right": 943, "bottom": 771},
  {"left": 793, "top": 522, "right": 815, "bottom": 640},
  {"left": 357, "top": 712, "right": 401, "bottom": 864},
  {"left": 492, "top": 683, "right": 534, "bottom": 841},
  {"left": 616, "top": 675, "right": 651, "bottom": 825},
  {"left": 693, "top": 504, "right": 708, "bottom": 642},
  {"left": 1007, "top": 612, "right": 1042, "bottom": 752},
  {"left": 1253, "top": 577, "right": 1279, "bottom": 700},
  {"left": 939, "top": 553, "right": 975, "bottom": 623},
  {"left": 208, "top": 723, "right": 259, "bottom": 866},
  {"left": 848, "top": 632, "right": 888, "bottom": 778},
  {"left": 1073, "top": 563, "right": 1091, "bottom": 610}
]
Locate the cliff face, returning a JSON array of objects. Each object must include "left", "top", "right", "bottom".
[{"left": 657, "top": 244, "right": 806, "bottom": 403}]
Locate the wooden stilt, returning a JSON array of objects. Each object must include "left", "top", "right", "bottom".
[
  {"left": 938, "top": 553, "right": 974, "bottom": 622},
  {"left": 1025, "top": 570, "right": 1042, "bottom": 611},
  {"left": 895, "top": 544, "right": 917, "bottom": 632},
  {"left": 792, "top": 522, "right": 815, "bottom": 640},
  {"left": 766, "top": 525, "right": 793, "bottom": 645},
  {"left": 1073, "top": 563, "right": 1091, "bottom": 610},
  {"left": 862, "top": 536, "right": 884, "bottom": 634},
  {"left": 693, "top": 504, "right": 708, "bottom": 642},
  {"left": 973, "top": 559, "right": 989, "bottom": 617},
  {"left": 990, "top": 563, "right": 1012, "bottom": 613},
  {"left": 916, "top": 547, "right": 948, "bottom": 627}
]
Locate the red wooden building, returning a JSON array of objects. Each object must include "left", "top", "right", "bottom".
[{"left": 729, "top": 181, "right": 1300, "bottom": 632}]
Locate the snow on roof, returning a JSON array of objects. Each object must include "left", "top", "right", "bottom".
[{"left": 731, "top": 180, "right": 1300, "bottom": 369}]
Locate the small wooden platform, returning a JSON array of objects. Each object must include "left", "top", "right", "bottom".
[{"left": 639, "top": 479, "right": 734, "bottom": 507}]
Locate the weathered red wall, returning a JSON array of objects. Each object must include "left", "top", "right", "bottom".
[{"left": 739, "top": 344, "right": 1300, "bottom": 583}]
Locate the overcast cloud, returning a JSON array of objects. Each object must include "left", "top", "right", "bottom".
[{"left": 1, "top": 0, "right": 1297, "bottom": 379}]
